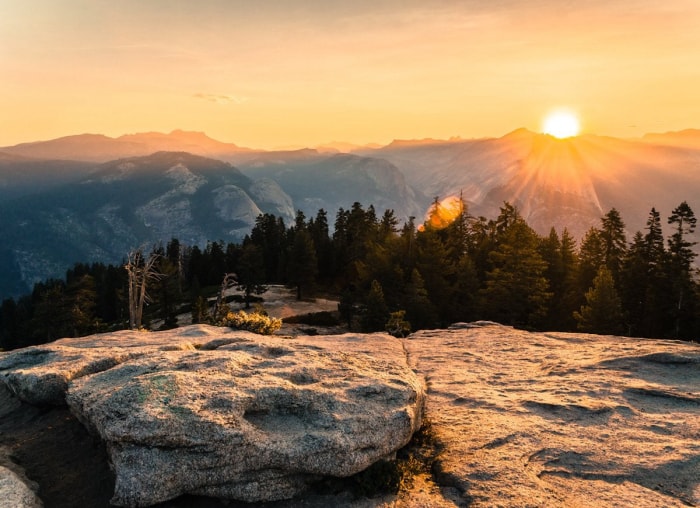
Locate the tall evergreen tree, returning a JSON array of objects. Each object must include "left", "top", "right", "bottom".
[
  {"left": 66, "top": 273, "right": 99, "bottom": 335},
  {"left": 539, "top": 228, "right": 571, "bottom": 330},
  {"left": 558, "top": 228, "right": 580, "bottom": 330},
  {"left": 600, "top": 208, "right": 627, "bottom": 281},
  {"left": 480, "top": 220, "right": 551, "bottom": 327},
  {"left": 250, "top": 213, "right": 286, "bottom": 282},
  {"left": 574, "top": 266, "right": 624, "bottom": 335},
  {"left": 308, "top": 209, "right": 334, "bottom": 282},
  {"left": 577, "top": 227, "right": 605, "bottom": 298},
  {"left": 644, "top": 208, "right": 665, "bottom": 266},
  {"left": 450, "top": 254, "right": 480, "bottom": 323},
  {"left": 667, "top": 201, "right": 697, "bottom": 271},
  {"left": 237, "top": 243, "right": 268, "bottom": 308},
  {"left": 415, "top": 226, "right": 455, "bottom": 325},
  {"left": 287, "top": 228, "right": 318, "bottom": 300},
  {"left": 402, "top": 269, "right": 438, "bottom": 330},
  {"left": 666, "top": 201, "right": 698, "bottom": 338},
  {"left": 379, "top": 209, "right": 399, "bottom": 239},
  {"left": 362, "top": 280, "right": 390, "bottom": 332},
  {"left": 620, "top": 232, "right": 651, "bottom": 336}
]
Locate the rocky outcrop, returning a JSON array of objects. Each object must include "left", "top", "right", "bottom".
[
  {"left": 2, "top": 323, "right": 700, "bottom": 507},
  {"left": 0, "top": 326, "right": 424, "bottom": 506},
  {"left": 405, "top": 324, "right": 700, "bottom": 507}
]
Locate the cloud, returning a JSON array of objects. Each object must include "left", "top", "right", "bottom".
[{"left": 193, "top": 93, "right": 249, "bottom": 105}]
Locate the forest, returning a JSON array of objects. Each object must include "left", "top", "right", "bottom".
[{"left": 0, "top": 198, "right": 698, "bottom": 351}]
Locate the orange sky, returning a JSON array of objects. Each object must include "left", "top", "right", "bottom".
[{"left": 2, "top": 1, "right": 700, "bottom": 149}]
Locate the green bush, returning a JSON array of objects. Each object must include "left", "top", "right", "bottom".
[{"left": 219, "top": 310, "right": 282, "bottom": 335}]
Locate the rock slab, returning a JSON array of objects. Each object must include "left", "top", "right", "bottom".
[
  {"left": 406, "top": 324, "right": 700, "bottom": 507},
  {"left": 0, "top": 326, "right": 424, "bottom": 506}
]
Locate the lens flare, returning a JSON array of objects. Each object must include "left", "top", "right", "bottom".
[{"left": 423, "top": 195, "right": 465, "bottom": 229}]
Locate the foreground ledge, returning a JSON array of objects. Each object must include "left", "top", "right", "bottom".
[{"left": 0, "top": 326, "right": 424, "bottom": 506}]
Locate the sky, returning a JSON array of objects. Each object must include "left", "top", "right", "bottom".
[{"left": 2, "top": 0, "right": 700, "bottom": 149}]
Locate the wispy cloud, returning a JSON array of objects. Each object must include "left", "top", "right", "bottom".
[{"left": 193, "top": 93, "right": 248, "bottom": 105}]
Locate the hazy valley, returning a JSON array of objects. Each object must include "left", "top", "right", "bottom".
[{"left": 2, "top": 128, "right": 700, "bottom": 299}]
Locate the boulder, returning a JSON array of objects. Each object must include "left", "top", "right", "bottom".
[
  {"left": 0, "top": 465, "right": 42, "bottom": 508},
  {"left": 0, "top": 326, "right": 424, "bottom": 507},
  {"left": 0, "top": 328, "right": 206, "bottom": 405},
  {"left": 0, "top": 445, "right": 42, "bottom": 508}
]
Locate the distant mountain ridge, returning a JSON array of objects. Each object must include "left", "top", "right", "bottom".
[
  {"left": 237, "top": 151, "right": 427, "bottom": 221},
  {"left": 2, "top": 127, "right": 700, "bottom": 299},
  {"left": 358, "top": 128, "right": 700, "bottom": 239},
  {"left": 0, "top": 144, "right": 425, "bottom": 298},
  {"left": 0, "top": 152, "right": 294, "bottom": 297},
  {"left": 0, "top": 130, "right": 253, "bottom": 163},
  {"left": 641, "top": 128, "right": 700, "bottom": 149}
]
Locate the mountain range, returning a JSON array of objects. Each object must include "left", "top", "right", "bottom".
[{"left": 1, "top": 128, "right": 699, "bottom": 299}]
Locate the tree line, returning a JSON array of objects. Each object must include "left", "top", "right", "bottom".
[{"left": 1, "top": 199, "right": 698, "bottom": 350}]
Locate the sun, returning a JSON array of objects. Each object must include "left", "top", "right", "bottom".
[{"left": 542, "top": 111, "right": 580, "bottom": 138}]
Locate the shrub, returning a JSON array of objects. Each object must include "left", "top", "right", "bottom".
[
  {"left": 283, "top": 311, "right": 341, "bottom": 326},
  {"left": 386, "top": 310, "right": 411, "bottom": 337},
  {"left": 219, "top": 310, "right": 282, "bottom": 335}
]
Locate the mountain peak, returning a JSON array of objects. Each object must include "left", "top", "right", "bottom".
[
  {"left": 499, "top": 127, "right": 542, "bottom": 142},
  {"left": 642, "top": 129, "right": 700, "bottom": 149}
]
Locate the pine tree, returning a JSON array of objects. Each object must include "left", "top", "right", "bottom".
[
  {"left": 666, "top": 201, "right": 698, "bottom": 338},
  {"left": 539, "top": 229, "right": 562, "bottom": 323},
  {"left": 620, "top": 232, "right": 650, "bottom": 336},
  {"left": 644, "top": 207, "right": 665, "bottom": 266},
  {"left": 308, "top": 209, "right": 333, "bottom": 281},
  {"left": 402, "top": 269, "right": 438, "bottom": 330},
  {"left": 558, "top": 228, "right": 580, "bottom": 330},
  {"left": 574, "top": 266, "right": 624, "bottom": 335},
  {"left": 480, "top": 220, "right": 551, "bottom": 327},
  {"left": 237, "top": 243, "right": 268, "bottom": 309},
  {"left": 600, "top": 208, "right": 627, "bottom": 281},
  {"left": 415, "top": 226, "right": 455, "bottom": 324},
  {"left": 577, "top": 227, "right": 605, "bottom": 300},
  {"left": 287, "top": 228, "right": 318, "bottom": 300},
  {"left": 66, "top": 273, "right": 99, "bottom": 335},
  {"left": 379, "top": 209, "right": 399, "bottom": 239},
  {"left": 362, "top": 280, "right": 389, "bottom": 332},
  {"left": 250, "top": 213, "right": 286, "bottom": 282},
  {"left": 450, "top": 255, "right": 480, "bottom": 324},
  {"left": 667, "top": 201, "right": 697, "bottom": 272}
]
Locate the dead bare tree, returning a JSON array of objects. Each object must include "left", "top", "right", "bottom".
[
  {"left": 125, "top": 248, "right": 163, "bottom": 329},
  {"left": 213, "top": 273, "right": 238, "bottom": 323}
]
